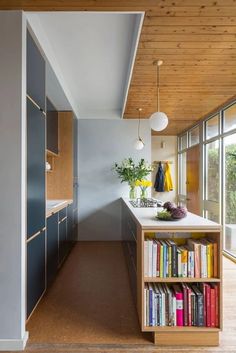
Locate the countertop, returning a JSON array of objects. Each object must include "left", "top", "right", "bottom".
[
  {"left": 122, "top": 198, "right": 221, "bottom": 231},
  {"left": 46, "top": 199, "right": 73, "bottom": 218}
]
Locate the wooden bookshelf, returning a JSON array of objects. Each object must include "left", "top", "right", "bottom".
[{"left": 122, "top": 198, "right": 222, "bottom": 346}]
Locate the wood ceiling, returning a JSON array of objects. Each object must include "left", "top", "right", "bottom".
[{"left": 2, "top": 0, "right": 236, "bottom": 135}]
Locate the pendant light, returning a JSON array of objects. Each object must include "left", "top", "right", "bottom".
[
  {"left": 134, "top": 108, "right": 145, "bottom": 150},
  {"left": 149, "top": 59, "right": 168, "bottom": 131}
]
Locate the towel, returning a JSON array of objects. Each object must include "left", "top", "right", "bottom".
[
  {"left": 164, "top": 162, "right": 173, "bottom": 192},
  {"left": 154, "top": 162, "right": 164, "bottom": 192}
]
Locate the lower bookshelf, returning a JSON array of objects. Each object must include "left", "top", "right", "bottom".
[{"left": 122, "top": 199, "right": 222, "bottom": 346}]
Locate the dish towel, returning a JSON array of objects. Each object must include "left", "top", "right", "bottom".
[
  {"left": 154, "top": 162, "right": 164, "bottom": 192},
  {"left": 164, "top": 162, "right": 173, "bottom": 192}
]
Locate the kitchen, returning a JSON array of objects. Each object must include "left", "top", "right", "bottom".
[{"left": 0, "top": 4, "right": 236, "bottom": 353}]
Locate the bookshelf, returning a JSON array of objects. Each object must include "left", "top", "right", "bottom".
[{"left": 122, "top": 198, "right": 222, "bottom": 346}]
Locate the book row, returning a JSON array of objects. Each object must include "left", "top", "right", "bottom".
[
  {"left": 144, "top": 238, "right": 218, "bottom": 278},
  {"left": 144, "top": 282, "right": 219, "bottom": 327}
]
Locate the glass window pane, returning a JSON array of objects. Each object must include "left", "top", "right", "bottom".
[
  {"left": 205, "top": 140, "right": 219, "bottom": 202},
  {"left": 223, "top": 103, "right": 236, "bottom": 133},
  {"left": 179, "top": 152, "right": 187, "bottom": 195},
  {"left": 206, "top": 210, "right": 219, "bottom": 223},
  {"left": 189, "top": 126, "right": 199, "bottom": 146},
  {"left": 224, "top": 133, "right": 236, "bottom": 256},
  {"left": 205, "top": 114, "right": 219, "bottom": 140},
  {"left": 180, "top": 133, "right": 187, "bottom": 150}
]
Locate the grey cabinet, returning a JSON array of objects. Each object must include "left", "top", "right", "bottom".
[
  {"left": 27, "top": 231, "right": 46, "bottom": 318},
  {"left": 27, "top": 98, "right": 45, "bottom": 239},
  {"left": 27, "top": 30, "right": 45, "bottom": 111},
  {"left": 46, "top": 213, "right": 59, "bottom": 287},
  {"left": 46, "top": 98, "right": 58, "bottom": 155}
]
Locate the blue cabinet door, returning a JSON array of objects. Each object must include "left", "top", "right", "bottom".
[
  {"left": 27, "top": 231, "right": 46, "bottom": 318},
  {"left": 27, "top": 30, "right": 45, "bottom": 111},
  {"left": 67, "top": 204, "right": 73, "bottom": 247},
  {"left": 46, "top": 213, "right": 59, "bottom": 287},
  {"left": 59, "top": 218, "right": 67, "bottom": 265},
  {"left": 46, "top": 98, "right": 58, "bottom": 154},
  {"left": 27, "top": 98, "right": 45, "bottom": 238}
]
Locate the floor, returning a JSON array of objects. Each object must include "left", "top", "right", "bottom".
[{"left": 23, "top": 242, "right": 236, "bottom": 353}]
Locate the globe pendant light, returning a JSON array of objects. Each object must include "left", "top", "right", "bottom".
[
  {"left": 134, "top": 108, "right": 145, "bottom": 150},
  {"left": 149, "top": 59, "right": 168, "bottom": 131}
]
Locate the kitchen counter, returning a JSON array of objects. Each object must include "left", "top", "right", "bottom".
[
  {"left": 122, "top": 198, "right": 221, "bottom": 231},
  {"left": 46, "top": 199, "right": 73, "bottom": 218}
]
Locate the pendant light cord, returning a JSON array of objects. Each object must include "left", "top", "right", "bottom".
[
  {"left": 138, "top": 109, "right": 141, "bottom": 139},
  {"left": 157, "top": 63, "right": 160, "bottom": 112}
]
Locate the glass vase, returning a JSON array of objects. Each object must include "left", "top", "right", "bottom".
[
  {"left": 140, "top": 188, "right": 148, "bottom": 199},
  {"left": 129, "top": 186, "right": 137, "bottom": 200}
]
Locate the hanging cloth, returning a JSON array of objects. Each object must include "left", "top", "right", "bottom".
[
  {"left": 154, "top": 162, "right": 164, "bottom": 192},
  {"left": 164, "top": 162, "right": 173, "bottom": 192}
]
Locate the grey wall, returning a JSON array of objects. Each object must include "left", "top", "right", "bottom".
[
  {"left": 0, "top": 11, "right": 28, "bottom": 349},
  {"left": 78, "top": 119, "right": 151, "bottom": 241}
]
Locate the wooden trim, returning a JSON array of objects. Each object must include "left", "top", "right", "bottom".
[
  {"left": 223, "top": 250, "right": 236, "bottom": 264},
  {"left": 26, "top": 227, "right": 46, "bottom": 243},
  {"left": 153, "top": 331, "right": 219, "bottom": 346}
]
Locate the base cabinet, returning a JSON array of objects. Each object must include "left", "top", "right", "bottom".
[
  {"left": 46, "top": 213, "right": 59, "bottom": 287},
  {"left": 59, "top": 217, "right": 67, "bottom": 265},
  {"left": 27, "top": 231, "right": 46, "bottom": 318}
]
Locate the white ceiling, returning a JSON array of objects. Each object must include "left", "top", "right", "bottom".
[{"left": 26, "top": 12, "right": 143, "bottom": 119}]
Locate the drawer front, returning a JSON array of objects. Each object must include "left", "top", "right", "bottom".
[
  {"left": 59, "top": 207, "right": 67, "bottom": 221},
  {"left": 27, "top": 230, "right": 46, "bottom": 318}
]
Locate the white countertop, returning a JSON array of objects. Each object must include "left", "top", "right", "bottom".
[
  {"left": 122, "top": 198, "right": 221, "bottom": 231},
  {"left": 46, "top": 199, "right": 73, "bottom": 218}
]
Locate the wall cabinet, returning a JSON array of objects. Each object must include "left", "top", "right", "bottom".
[
  {"left": 27, "top": 231, "right": 46, "bottom": 318},
  {"left": 46, "top": 98, "right": 58, "bottom": 155},
  {"left": 27, "top": 31, "right": 45, "bottom": 111},
  {"left": 27, "top": 99, "right": 46, "bottom": 239},
  {"left": 46, "top": 213, "right": 59, "bottom": 287}
]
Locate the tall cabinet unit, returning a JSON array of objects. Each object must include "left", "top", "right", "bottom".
[{"left": 26, "top": 30, "right": 46, "bottom": 319}]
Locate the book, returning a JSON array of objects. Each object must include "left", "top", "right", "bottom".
[
  {"left": 152, "top": 241, "right": 157, "bottom": 277},
  {"left": 187, "top": 239, "right": 201, "bottom": 278},
  {"left": 148, "top": 241, "right": 153, "bottom": 277},
  {"left": 210, "top": 285, "right": 216, "bottom": 327},
  {"left": 173, "top": 284, "right": 183, "bottom": 326},
  {"left": 144, "top": 241, "right": 149, "bottom": 277},
  {"left": 180, "top": 246, "right": 188, "bottom": 278},
  {"left": 206, "top": 283, "right": 211, "bottom": 327},
  {"left": 181, "top": 283, "right": 188, "bottom": 326},
  {"left": 192, "top": 285, "right": 204, "bottom": 326},
  {"left": 156, "top": 241, "right": 160, "bottom": 277}
]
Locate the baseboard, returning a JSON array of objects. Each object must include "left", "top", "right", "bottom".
[{"left": 0, "top": 331, "right": 29, "bottom": 351}]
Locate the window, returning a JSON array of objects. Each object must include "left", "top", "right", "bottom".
[
  {"left": 179, "top": 152, "right": 187, "bottom": 196},
  {"left": 223, "top": 103, "right": 236, "bottom": 133},
  {"left": 180, "top": 133, "right": 187, "bottom": 150},
  {"left": 189, "top": 125, "right": 199, "bottom": 146},
  {"left": 224, "top": 133, "right": 236, "bottom": 256},
  {"left": 205, "top": 140, "right": 220, "bottom": 202},
  {"left": 205, "top": 114, "right": 219, "bottom": 140}
]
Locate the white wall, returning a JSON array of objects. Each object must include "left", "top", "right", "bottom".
[
  {"left": 78, "top": 119, "right": 151, "bottom": 241},
  {"left": 151, "top": 136, "right": 178, "bottom": 203},
  {"left": 0, "top": 11, "right": 28, "bottom": 350}
]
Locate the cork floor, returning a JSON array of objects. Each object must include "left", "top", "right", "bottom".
[{"left": 24, "top": 242, "right": 236, "bottom": 353}]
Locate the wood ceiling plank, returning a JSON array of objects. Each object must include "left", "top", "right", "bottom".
[
  {"left": 143, "top": 16, "right": 236, "bottom": 26},
  {"left": 2, "top": 0, "right": 236, "bottom": 135},
  {"left": 142, "top": 25, "right": 236, "bottom": 35}
]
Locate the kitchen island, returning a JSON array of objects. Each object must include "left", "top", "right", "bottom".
[{"left": 121, "top": 198, "right": 222, "bottom": 346}]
